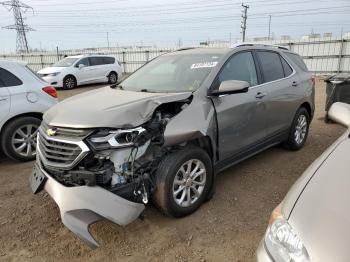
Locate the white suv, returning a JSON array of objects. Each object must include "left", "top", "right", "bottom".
[
  {"left": 0, "top": 60, "right": 58, "bottom": 161},
  {"left": 37, "top": 55, "right": 123, "bottom": 89}
]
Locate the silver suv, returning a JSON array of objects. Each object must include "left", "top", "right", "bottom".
[{"left": 30, "top": 44, "right": 315, "bottom": 248}]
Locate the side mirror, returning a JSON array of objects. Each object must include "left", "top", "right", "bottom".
[
  {"left": 328, "top": 102, "right": 350, "bottom": 127},
  {"left": 78, "top": 64, "right": 85, "bottom": 69},
  {"left": 210, "top": 80, "right": 249, "bottom": 96}
]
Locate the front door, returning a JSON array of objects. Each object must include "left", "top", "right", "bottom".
[
  {"left": 75, "top": 57, "right": 94, "bottom": 84},
  {"left": 211, "top": 51, "right": 268, "bottom": 161}
]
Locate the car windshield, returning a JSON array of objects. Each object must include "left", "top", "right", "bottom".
[
  {"left": 53, "top": 57, "right": 79, "bottom": 67},
  {"left": 121, "top": 53, "right": 222, "bottom": 93}
]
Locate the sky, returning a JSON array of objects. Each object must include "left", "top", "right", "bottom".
[{"left": 0, "top": 0, "right": 350, "bottom": 53}]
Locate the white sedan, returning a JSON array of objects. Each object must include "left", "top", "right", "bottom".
[
  {"left": 0, "top": 60, "right": 58, "bottom": 161},
  {"left": 37, "top": 55, "right": 123, "bottom": 89}
]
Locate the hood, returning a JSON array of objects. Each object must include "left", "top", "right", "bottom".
[
  {"left": 44, "top": 86, "right": 192, "bottom": 129},
  {"left": 288, "top": 134, "right": 350, "bottom": 261},
  {"left": 37, "top": 67, "right": 67, "bottom": 74}
]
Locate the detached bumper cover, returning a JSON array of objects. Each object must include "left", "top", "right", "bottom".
[{"left": 34, "top": 163, "right": 145, "bottom": 249}]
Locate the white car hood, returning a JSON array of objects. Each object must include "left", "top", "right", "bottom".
[{"left": 37, "top": 67, "right": 66, "bottom": 74}]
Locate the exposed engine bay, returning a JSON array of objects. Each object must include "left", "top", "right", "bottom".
[{"left": 41, "top": 100, "right": 191, "bottom": 204}]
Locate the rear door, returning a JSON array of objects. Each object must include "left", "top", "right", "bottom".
[
  {"left": 0, "top": 67, "right": 17, "bottom": 126},
  {"left": 88, "top": 57, "right": 107, "bottom": 82},
  {"left": 0, "top": 78, "right": 10, "bottom": 126},
  {"left": 211, "top": 51, "right": 269, "bottom": 161},
  {"left": 255, "top": 50, "right": 299, "bottom": 137}
]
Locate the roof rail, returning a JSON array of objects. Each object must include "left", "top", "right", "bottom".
[{"left": 230, "top": 42, "right": 289, "bottom": 50}]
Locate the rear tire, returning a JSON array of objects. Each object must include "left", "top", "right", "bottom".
[
  {"left": 63, "top": 75, "right": 77, "bottom": 89},
  {"left": 1, "top": 117, "right": 41, "bottom": 161},
  {"left": 283, "top": 107, "right": 310, "bottom": 151},
  {"left": 153, "top": 146, "right": 213, "bottom": 217},
  {"left": 108, "top": 72, "right": 118, "bottom": 84}
]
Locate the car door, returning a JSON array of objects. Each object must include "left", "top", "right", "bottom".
[
  {"left": 0, "top": 76, "right": 10, "bottom": 126},
  {"left": 75, "top": 57, "right": 93, "bottom": 84},
  {"left": 88, "top": 57, "right": 106, "bottom": 83},
  {"left": 211, "top": 51, "right": 269, "bottom": 161},
  {"left": 255, "top": 50, "right": 300, "bottom": 137}
]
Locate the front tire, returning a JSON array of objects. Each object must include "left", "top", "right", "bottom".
[
  {"left": 1, "top": 117, "right": 41, "bottom": 161},
  {"left": 283, "top": 107, "right": 310, "bottom": 150},
  {"left": 63, "top": 75, "right": 77, "bottom": 89},
  {"left": 153, "top": 146, "right": 213, "bottom": 217}
]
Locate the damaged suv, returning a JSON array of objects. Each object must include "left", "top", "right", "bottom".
[{"left": 30, "top": 44, "right": 315, "bottom": 248}]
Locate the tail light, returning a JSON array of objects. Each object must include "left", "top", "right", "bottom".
[{"left": 42, "top": 86, "right": 58, "bottom": 98}]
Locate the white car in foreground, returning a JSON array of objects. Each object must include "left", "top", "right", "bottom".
[
  {"left": 37, "top": 55, "right": 123, "bottom": 89},
  {"left": 0, "top": 60, "right": 58, "bottom": 161}
]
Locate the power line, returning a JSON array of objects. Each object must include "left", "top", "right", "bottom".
[{"left": 0, "top": 0, "right": 35, "bottom": 53}]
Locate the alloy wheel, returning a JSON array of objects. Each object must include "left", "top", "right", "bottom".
[
  {"left": 294, "top": 114, "right": 307, "bottom": 145},
  {"left": 11, "top": 124, "right": 39, "bottom": 157},
  {"left": 172, "top": 159, "right": 207, "bottom": 208},
  {"left": 65, "top": 77, "right": 75, "bottom": 89}
]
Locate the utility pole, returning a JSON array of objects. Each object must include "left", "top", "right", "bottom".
[
  {"left": 1, "top": 0, "right": 34, "bottom": 53},
  {"left": 106, "top": 32, "right": 110, "bottom": 48},
  {"left": 268, "top": 15, "right": 272, "bottom": 40},
  {"left": 241, "top": 3, "right": 249, "bottom": 42}
]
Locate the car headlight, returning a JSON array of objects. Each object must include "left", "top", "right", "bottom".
[
  {"left": 87, "top": 127, "right": 146, "bottom": 150},
  {"left": 47, "top": 72, "right": 60, "bottom": 77},
  {"left": 264, "top": 205, "right": 310, "bottom": 262}
]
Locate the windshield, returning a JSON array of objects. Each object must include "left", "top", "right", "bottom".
[
  {"left": 121, "top": 53, "right": 222, "bottom": 93},
  {"left": 53, "top": 57, "right": 79, "bottom": 67}
]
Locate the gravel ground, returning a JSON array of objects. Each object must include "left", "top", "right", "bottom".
[{"left": 0, "top": 80, "right": 345, "bottom": 262}]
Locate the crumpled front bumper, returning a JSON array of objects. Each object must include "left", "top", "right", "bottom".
[{"left": 32, "top": 162, "right": 145, "bottom": 249}]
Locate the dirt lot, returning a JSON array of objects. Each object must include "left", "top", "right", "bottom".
[{"left": 0, "top": 80, "right": 345, "bottom": 262}]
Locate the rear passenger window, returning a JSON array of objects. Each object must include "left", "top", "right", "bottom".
[
  {"left": 103, "top": 57, "right": 115, "bottom": 64},
  {"left": 89, "top": 57, "right": 104, "bottom": 66},
  {"left": 281, "top": 57, "right": 293, "bottom": 77},
  {"left": 257, "top": 51, "right": 285, "bottom": 82},
  {"left": 0, "top": 79, "right": 5, "bottom": 88},
  {"left": 285, "top": 53, "right": 308, "bottom": 72},
  {"left": 0, "top": 68, "right": 23, "bottom": 87}
]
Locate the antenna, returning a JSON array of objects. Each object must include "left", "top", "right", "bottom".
[{"left": 1, "top": 0, "right": 35, "bottom": 53}]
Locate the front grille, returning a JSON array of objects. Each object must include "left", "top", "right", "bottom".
[
  {"left": 37, "top": 127, "right": 90, "bottom": 170},
  {"left": 41, "top": 121, "right": 93, "bottom": 138}
]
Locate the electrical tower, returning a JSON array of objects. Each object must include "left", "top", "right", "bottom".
[
  {"left": 0, "top": 0, "right": 34, "bottom": 53},
  {"left": 241, "top": 3, "right": 249, "bottom": 42}
]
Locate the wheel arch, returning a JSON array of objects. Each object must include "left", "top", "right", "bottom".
[
  {"left": 299, "top": 101, "right": 313, "bottom": 119},
  {"left": 0, "top": 112, "right": 43, "bottom": 134}
]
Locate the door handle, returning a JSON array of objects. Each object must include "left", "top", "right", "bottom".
[
  {"left": 255, "top": 92, "right": 266, "bottom": 99},
  {"left": 0, "top": 96, "right": 8, "bottom": 101},
  {"left": 292, "top": 81, "right": 298, "bottom": 87}
]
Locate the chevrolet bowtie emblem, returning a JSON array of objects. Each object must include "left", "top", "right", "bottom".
[{"left": 46, "top": 128, "right": 57, "bottom": 136}]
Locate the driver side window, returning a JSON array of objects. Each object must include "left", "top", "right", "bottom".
[
  {"left": 218, "top": 52, "right": 258, "bottom": 87},
  {"left": 76, "top": 58, "right": 89, "bottom": 67}
]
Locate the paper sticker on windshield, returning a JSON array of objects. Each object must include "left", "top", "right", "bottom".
[{"left": 191, "top": 61, "right": 218, "bottom": 69}]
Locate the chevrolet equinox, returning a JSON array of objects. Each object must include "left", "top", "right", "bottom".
[{"left": 30, "top": 44, "right": 315, "bottom": 248}]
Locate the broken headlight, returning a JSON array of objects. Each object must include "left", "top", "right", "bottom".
[{"left": 87, "top": 127, "right": 146, "bottom": 150}]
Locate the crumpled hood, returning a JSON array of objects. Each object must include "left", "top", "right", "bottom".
[
  {"left": 37, "top": 67, "right": 66, "bottom": 74},
  {"left": 44, "top": 86, "right": 191, "bottom": 128}
]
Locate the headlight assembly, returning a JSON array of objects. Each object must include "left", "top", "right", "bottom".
[
  {"left": 88, "top": 127, "right": 146, "bottom": 150},
  {"left": 264, "top": 205, "right": 310, "bottom": 262}
]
